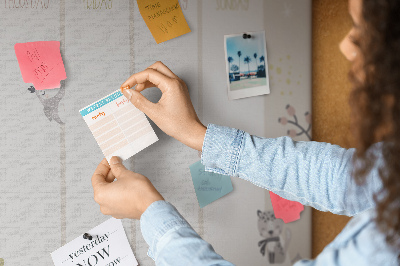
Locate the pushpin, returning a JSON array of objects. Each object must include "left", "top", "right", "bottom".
[
  {"left": 83, "top": 233, "right": 93, "bottom": 240},
  {"left": 242, "top": 33, "right": 252, "bottom": 39}
]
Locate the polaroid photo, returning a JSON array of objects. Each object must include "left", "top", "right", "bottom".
[{"left": 224, "top": 31, "right": 270, "bottom": 100}]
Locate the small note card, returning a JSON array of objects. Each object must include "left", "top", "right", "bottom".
[
  {"left": 79, "top": 90, "right": 158, "bottom": 162},
  {"left": 189, "top": 161, "right": 233, "bottom": 208},
  {"left": 269, "top": 191, "right": 304, "bottom": 223},
  {"left": 137, "top": 0, "right": 191, "bottom": 44},
  {"left": 51, "top": 218, "right": 138, "bottom": 266},
  {"left": 14, "top": 41, "right": 67, "bottom": 90}
]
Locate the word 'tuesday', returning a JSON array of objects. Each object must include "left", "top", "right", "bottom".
[
  {"left": 137, "top": 0, "right": 191, "bottom": 44},
  {"left": 79, "top": 90, "right": 158, "bottom": 162}
]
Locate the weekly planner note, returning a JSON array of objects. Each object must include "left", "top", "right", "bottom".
[{"left": 79, "top": 90, "right": 158, "bottom": 162}]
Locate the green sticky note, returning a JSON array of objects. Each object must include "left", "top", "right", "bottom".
[{"left": 189, "top": 160, "right": 233, "bottom": 208}]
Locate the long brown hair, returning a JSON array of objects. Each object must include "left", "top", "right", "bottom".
[{"left": 350, "top": 0, "right": 400, "bottom": 252}]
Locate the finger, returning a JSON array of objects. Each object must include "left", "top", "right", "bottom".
[
  {"left": 121, "top": 89, "right": 158, "bottom": 117},
  {"left": 136, "top": 61, "right": 179, "bottom": 91},
  {"left": 100, "top": 206, "right": 111, "bottom": 216},
  {"left": 91, "top": 159, "right": 111, "bottom": 189},
  {"left": 109, "top": 156, "right": 130, "bottom": 179},
  {"left": 105, "top": 169, "right": 115, "bottom": 183},
  {"left": 96, "top": 158, "right": 115, "bottom": 183},
  {"left": 121, "top": 68, "right": 173, "bottom": 94},
  {"left": 111, "top": 214, "right": 125, "bottom": 219},
  {"left": 135, "top": 81, "right": 156, "bottom": 92},
  {"left": 147, "top": 61, "right": 178, "bottom": 79}
]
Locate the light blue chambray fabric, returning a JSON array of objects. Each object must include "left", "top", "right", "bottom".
[{"left": 139, "top": 124, "right": 399, "bottom": 266}]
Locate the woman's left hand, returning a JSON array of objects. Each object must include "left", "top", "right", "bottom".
[{"left": 91, "top": 157, "right": 164, "bottom": 219}]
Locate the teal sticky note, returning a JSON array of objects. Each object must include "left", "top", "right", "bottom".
[{"left": 189, "top": 160, "right": 233, "bottom": 208}]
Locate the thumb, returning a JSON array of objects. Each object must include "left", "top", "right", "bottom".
[
  {"left": 109, "top": 156, "right": 129, "bottom": 179},
  {"left": 92, "top": 159, "right": 112, "bottom": 189},
  {"left": 122, "top": 89, "right": 155, "bottom": 117}
]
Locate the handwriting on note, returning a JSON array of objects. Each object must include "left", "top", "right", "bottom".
[
  {"left": 269, "top": 191, "right": 304, "bottom": 223},
  {"left": 190, "top": 161, "right": 233, "bottom": 208},
  {"left": 14, "top": 41, "right": 67, "bottom": 90},
  {"left": 137, "top": 0, "right": 191, "bottom": 44}
]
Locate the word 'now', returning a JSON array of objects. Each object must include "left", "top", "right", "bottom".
[{"left": 76, "top": 245, "right": 121, "bottom": 266}]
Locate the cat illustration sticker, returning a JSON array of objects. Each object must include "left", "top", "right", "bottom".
[{"left": 257, "top": 210, "right": 291, "bottom": 264}]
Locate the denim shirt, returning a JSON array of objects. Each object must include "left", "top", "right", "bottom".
[{"left": 140, "top": 124, "right": 399, "bottom": 265}]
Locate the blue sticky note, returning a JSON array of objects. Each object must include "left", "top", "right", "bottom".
[{"left": 189, "top": 160, "right": 233, "bottom": 208}]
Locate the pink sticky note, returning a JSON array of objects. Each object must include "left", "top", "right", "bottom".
[
  {"left": 269, "top": 191, "right": 304, "bottom": 223},
  {"left": 14, "top": 41, "right": 66, "bottom": 90}
]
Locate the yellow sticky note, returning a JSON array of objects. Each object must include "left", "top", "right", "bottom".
[{"left": 137, "top": 0, "right": 191, "bottom": 44}]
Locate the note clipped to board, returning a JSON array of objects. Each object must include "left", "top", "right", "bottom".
[
  {"left": 137, "top": 0, "right": 191, "bottom": 44},
  {"left": 79, "top": 90, "right": 158, "bottom": 162},
  {"left": 190, "top": 161, "right": 233, "bottom": 208},
  {"left": 51, "top": 218, "right": 138, "bottom": 266},
  {"left": 269, "top": 191, "right": 304, "bottom": 223},
  {"left": 14, "top": 41, "right": 67, "bottom": 90}
]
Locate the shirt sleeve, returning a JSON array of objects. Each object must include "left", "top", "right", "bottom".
[
  {"left": 201, "top": 124, "right": 383, "bottom": 216},
  {"left": 140, "top": 200, "right": 234, "bottom": 265}
]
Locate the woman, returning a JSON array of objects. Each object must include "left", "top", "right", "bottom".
[{"left": 91, "top": 0, "right": 400, "bottom": 264}]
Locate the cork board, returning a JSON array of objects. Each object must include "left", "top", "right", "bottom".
[
  {"left": 0, "top": 1, "right": 312, "bottom": 265},
  {"left": 312, "top": 0, "right": 353, "bottom": 257}
]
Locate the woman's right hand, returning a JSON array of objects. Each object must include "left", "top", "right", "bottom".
[{"left": 120, "top": 61, "right": 206, "bottom": 151}]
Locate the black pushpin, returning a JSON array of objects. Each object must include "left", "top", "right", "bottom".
[
  {"left": 242, "top": 33, "right": 252, "bottom": 39},
  {"left": 83, "top": 233, "right": 93, "bottom": 240}
]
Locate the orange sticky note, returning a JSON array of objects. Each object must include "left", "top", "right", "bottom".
[
  {"left": 269, "top": 191, "right": 304, "bottom": 223},
  {"left": 14, "top": 41, "right": 67, "bottom": 90},
  {"left": 137, "top": 0, "right": 191, "bottom": 44}
]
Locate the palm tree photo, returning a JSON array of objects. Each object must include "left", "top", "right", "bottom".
[
  {"left": 226, "top": 32, "right": 268, "bottom": 92},
  {"left": 237, "top": 51, "right": 242, "bottom": 76},
  {"left": 253, "top": 53, "right": 258, "bottom": 74},
  {"left": 260, "top": 55, "right": 265, "bottom": 71},
  {"left": 227, "top": 56, "right": 234, "bottom": 73},
  {"left": 244, "top": 56, "right": 251, "bottom": 77}
]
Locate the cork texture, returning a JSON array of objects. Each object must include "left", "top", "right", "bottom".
[{"left": 312, "top": 0, "right": 353, "bottom": 257}]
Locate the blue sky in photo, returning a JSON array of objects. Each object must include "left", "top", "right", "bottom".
[{"left": 226, "top": 32, "right": 266, "bottom": 73}]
